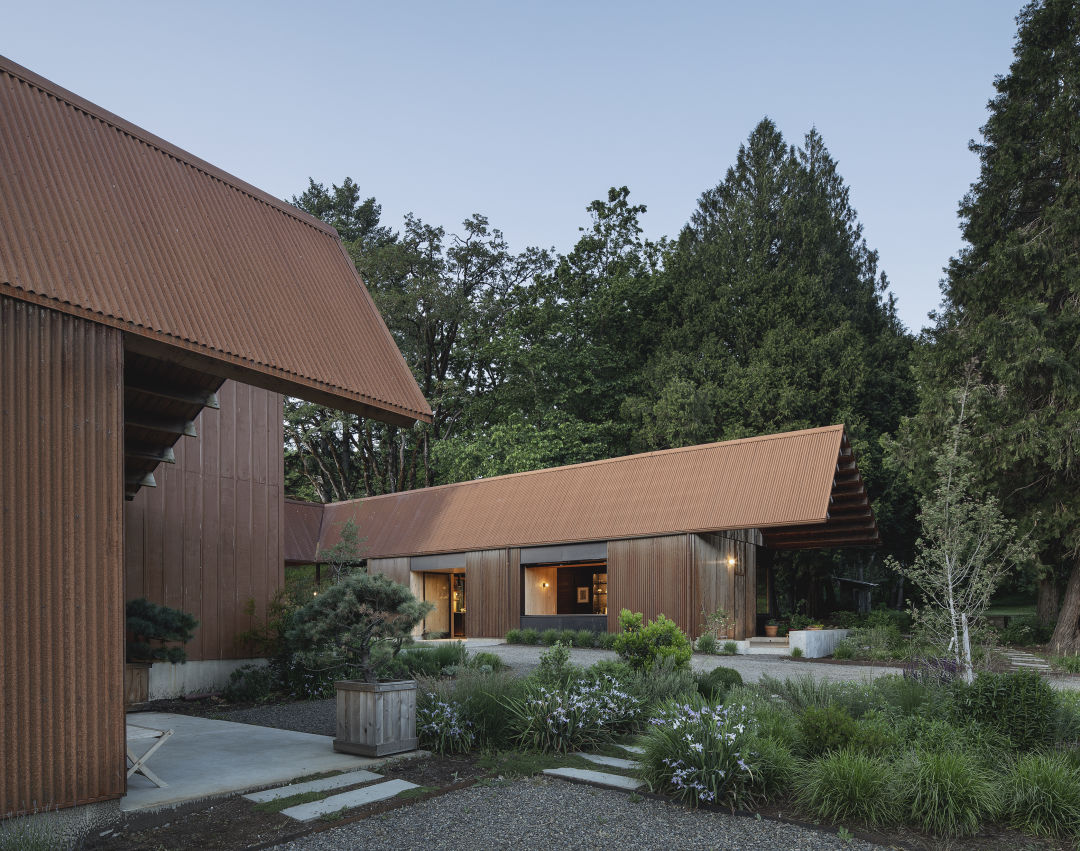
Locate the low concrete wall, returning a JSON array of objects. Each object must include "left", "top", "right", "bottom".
[
  {"left": 148, "top": 658, "right": 268, "bottom": 699},
  {"left": 788, "top": 629, "right": 849, "bottom": 658}
]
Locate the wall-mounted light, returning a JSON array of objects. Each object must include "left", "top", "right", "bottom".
[
  {"left": 727, "top": 556, "right": 736, "bottom": 568},
  {"left": 541, "top": 581, "right": 550, "bottom": 588},
  {"left": 313, "top": 591, "right": 318, "bottom": 597}
]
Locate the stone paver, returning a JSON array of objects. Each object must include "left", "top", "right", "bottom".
[
  {"left": 542, "top": 767, "right": 643, "bottom": 791},
  {"left": 576, "top": 753, "right": 638, "bottom": 770},
  {"left": 243, "top": 770, "right": 382, "bottom": 803},
  {"left": 280, "top": 779, "right": 418, "bottom": 822}
]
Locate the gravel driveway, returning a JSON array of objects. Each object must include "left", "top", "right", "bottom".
[{"left": 274, "top": 776, "right": 886, "bottom": 851}]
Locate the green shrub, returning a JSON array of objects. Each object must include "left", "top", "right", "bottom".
[
  {"left": 1002, "top": 752, "right": 1080, "bottom": 837},
  {"left": 640, "top": 698, "right": 755, "bottom": 808},
  {"left": 222, "top": 663, "right": 275, "bottom": 703},
  {"left": 519, "top": 628, "right": 540, "bottom": 645},
  {"left": 898, "top": 748, "right": 1000, "bottom": 837},
  {"left": 575, "top": 629, "right": 597, "bottom": 648},
  {"left": 1056, "top": 689, "right": 1080, "bottom": 745},
  {"left": 505, "top": 676, "right": 641, "bottom": 753},
  {"left": 398, "top": 642, "right": 467, "bottom": 676},
  {"left": 558, "top": 628, "right": 579, "bottom": 647},
  {"left": 534, "top": 641, "right": 581, "bottom": 687},
  {"left": 722, "top": 641, "right": 738, "bottom": 655},
  {"left": 539, "top": 629, "right": 561, "bottom": 645},
  {"left": 586, "top": 658, "right": 634, "bottom": 682},
  {"left": 952, "top": 671, "right": 1056, "bottom": 750},
  {"left": 832, "top": 639, "right": 855, "bottom": 660},
  {"left": 468, "top": 651, "right": 506, "bottom": 672},
  {"left": 696, "top": 634, "right": 718, "bottom": 654},
  {"left": 419, "top": 669, "right": 527, "bottom": 749},
  {"left": 696, "top": 666, "right": 743, "bottom": 703},
  {"left": 126, "top": 597, "right": 198, "bottom": 663},
  {"left": 744, "top": 734, "right": 797, "bottom": 799},
  {"left": 597, "top": 631, "right": 618, "bottom": 650},
  {"left": 997, "top": 614, "right": 1054, "bottom": 646},
  {"left": 845, "top": 624, "right": 903, "bottom": 660},
  {"left": 796, "top": 750, "right": 901, "bottom": 827},
  {"left": 1053, "top": 653, "right": 1080, "bottom": 673},
  {"left": 871, "top": 674, "right": 939, "bottom": 717},
  {"left": 849, "top": 710, "right": 899, "bottom": 756},
  {"left": 866, "top": 605, "right": 912, "bottom": 633},
  {"left": 760, "top": 673, "right": 848, "bottom": 711},
  {"left": 798, "top": 705, "right": 857, "bottom": 756},
  {"left": 612, "top": 609, "right": 692, "bottom": 672},
  {"left": 505, "top": 628, "right": 524, "bottom": 644},
  {"left": 627, "top": 654, "right": 698, "bottom": 708},
  {"left": 790, "top": 646, "right": 804, "bottom": 658},
  {"left": 725, "top": 685, "right": 799, "bottom": 746}
]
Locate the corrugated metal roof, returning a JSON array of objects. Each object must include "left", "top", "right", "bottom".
[
  {"left": 0, "top": 56, "right": 431, "bottom": 424},
  {"left": 285, "top": 499, "right": 325, "bottom": 564},
  {"left": 314, "top": 425, "right": 878, "bottom": 558}
]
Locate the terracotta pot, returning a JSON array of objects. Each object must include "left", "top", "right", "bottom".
[
  {"left": 334, "top": 679, "right": 418, "bottom": 757},
  {"left": 764, "top": 624, "right": 779, "bottom": 638}
]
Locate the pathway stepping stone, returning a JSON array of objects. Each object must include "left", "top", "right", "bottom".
[
  {"left": 617, "top": 744, "right": 645, "bottom": 755},
  {"left": 1002, "top": 650, "right": 1051, "bottom": 671},
  {"left": 576, "top": 753, "right": 639, "bottom": 770},
  {"left": 280, "top": 779, "right": 419, "bottom": 822},
  {"left": 543, "top": 767, "right": 643, "bottom": 791},
  {"left": 243, "top": 770, "right": 382, "bottom": 803}
]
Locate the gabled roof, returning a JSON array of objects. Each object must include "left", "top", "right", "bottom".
[
  {"left": 304, "top": 425, "right": 878, "bottom": 559},
  {"left": 0, "top": 56, "right": 430, "bottom": 424}
]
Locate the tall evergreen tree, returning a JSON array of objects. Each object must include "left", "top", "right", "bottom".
[
  {"left": 629, "top": 119, "right": 914, "bottom": 613},
  {"left": 899, "top": 0, "right": 1080, "bottom": 651}
]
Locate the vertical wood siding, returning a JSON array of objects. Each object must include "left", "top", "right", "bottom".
[
  {"left": 693, "top": 531, "right": 760, "bottom": 639},
  {"left": 368, "top": 557, "right": 411, "bottom": 587},
  {"left": 1, "top": 299, "right": 125, "bottom": 813},
  {"left": 607, "top": 536, "right": 695, "bottom": 635},
  {"left": 464, "top": 549, "right": 520, "bottom": 637},
  {"left": 124, "top": 381, "right": 284, "bottom": 661}
]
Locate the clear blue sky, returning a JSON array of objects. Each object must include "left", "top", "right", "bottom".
[{"left": 4, "top": 1, "right": 1021, "bottom": 332}]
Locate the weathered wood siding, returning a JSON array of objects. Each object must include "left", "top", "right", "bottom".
[
  {"left": 464, "top": 549, "right": 521, "bottom": 637},
  {"left": 692, "top": 530, "right": 759, "bottom": 639},
  {"left": 1, "top": 300, "right": 126, "bottom": 813},
  {"left": 607, "top": 535, "right": 695, "bottom": 634},
  {"left": 368, "top": 557, "right": 411, "bottom": 587}
]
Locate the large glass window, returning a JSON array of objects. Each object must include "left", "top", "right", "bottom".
[{"left": 524, "top": 562, "right": 606, "bottom": 615}]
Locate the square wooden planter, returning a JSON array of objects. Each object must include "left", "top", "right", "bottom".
[{"left": 333, "top": 679, "right": 418, "bottom": 757}]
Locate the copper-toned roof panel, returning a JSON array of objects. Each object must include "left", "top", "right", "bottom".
[
  {"left": 0, "top": 56, "right": 431, "bottom": 424},
  {"left": 317, "top": 425, "right": 863, "bottom": 558},
  {"left": 284, "top": 499, "right": 326, "bottom": 564}
]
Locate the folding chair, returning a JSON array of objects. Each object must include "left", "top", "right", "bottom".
[{"left": 126, "top": 722, "right": 173, "bottom": 788}]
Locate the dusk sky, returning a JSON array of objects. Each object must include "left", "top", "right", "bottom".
[{"left": 4, "top": 1, "right": 1022, "bottom": 332}]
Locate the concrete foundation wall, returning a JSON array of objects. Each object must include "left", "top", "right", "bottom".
[{"left": 148, "top": 658, "right": 268, "bottom": 699}]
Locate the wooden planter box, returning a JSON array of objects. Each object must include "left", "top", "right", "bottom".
[
  {"left": 125, "top": 662, "right": 152, "bottom": 707},
  {"left": 333, "top": 680, "right": 418, "bottom": 757}
]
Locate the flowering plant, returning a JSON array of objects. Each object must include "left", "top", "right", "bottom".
[
  {"left": 416, "top": 698, "right": 475, "bottom": 754},
  {"left": 640, "top": 698, "right": 755, "bottom": 809},
  {"left": 505, "top": 675, "right": 641, "bottom": 753}
]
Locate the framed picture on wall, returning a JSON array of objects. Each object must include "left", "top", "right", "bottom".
[{"left": 576, "top": 586, "right": 589, "bottom": 603}]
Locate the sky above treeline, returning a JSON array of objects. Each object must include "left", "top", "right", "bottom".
[{"left": 5, "top": 1, "right": 1021, "bottom": 332}]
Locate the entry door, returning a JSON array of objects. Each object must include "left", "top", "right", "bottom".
[{"left": 424, "top": 573, "right": 450, "bottom": 636}]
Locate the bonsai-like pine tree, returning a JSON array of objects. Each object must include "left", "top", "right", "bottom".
[
  {"left": 288, "top": 572, "right": 432, "bottom": 684},
  {"left": 126, "top": 598, "right": 198, "bottom": 663}
]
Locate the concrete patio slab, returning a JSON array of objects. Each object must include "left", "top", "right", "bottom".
[
  {"left": 242, "top": 769, "right": 382, "bottom": 803},
  {"left": 122, "top": 712, "right": 389, "bottom": 812},
  {"left": 280, "top": 779, "right": 419, "bottom": 822}
]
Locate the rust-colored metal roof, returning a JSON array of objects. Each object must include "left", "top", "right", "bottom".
[
  {"left": 0, "top": 56, "right": 430, "bottom": 425},
  {"left": 285, "top": 499, "right": 325, "bottom": 564},
  {"left": 313, "top": 425, "right": 879, "bottom": 558}
]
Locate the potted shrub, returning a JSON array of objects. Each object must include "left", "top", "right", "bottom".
[
  {"left": 289, "top": 572, "right": 432, "bottom": 757},
  {"left": 764, "top": 619, "right": 780, "bottom": 638},
  {"left": 125, "top": 598, "right": 199, "bottom": 707}
]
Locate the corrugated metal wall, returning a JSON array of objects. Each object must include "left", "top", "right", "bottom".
[
  {"left": 124, "top": 381, "right": 284, "bottom": 661},
  {"left": 464, "top": 549, "right": 520, "bottom": 638},
  {"left": 1, "top": 299, "right": 125, "bottom": 814}
]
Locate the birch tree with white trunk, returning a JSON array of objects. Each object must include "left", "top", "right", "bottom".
[{"left": 891, "top": 385, "right": 1033, "bottom": 683}]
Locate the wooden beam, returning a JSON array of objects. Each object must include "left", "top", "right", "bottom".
[
  {"left": 124, "top": 471, "right": 157, "bottom": 488},
  {"left": 766, "top": 521, "right": 877, "bottom": 540},
  {"left": 124, "top": 445, "right": 176, "bottom": 464},
  {"left": 125, "top": 378, "right": 220, "bottom": 409},
  {"left": 125, "top": 413, "right": 198, "bottom": 437}
]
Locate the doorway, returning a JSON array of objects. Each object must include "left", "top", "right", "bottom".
[{"left": 421, "top": 571, "right": 466, "bottom": 638}]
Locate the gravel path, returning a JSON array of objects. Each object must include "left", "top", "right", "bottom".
[
  {"left": 274, "top": 776, "right": 885, "bottom": 851},
  {"left": 222, "top": 699, "right": 336, "bottom": 735}
]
